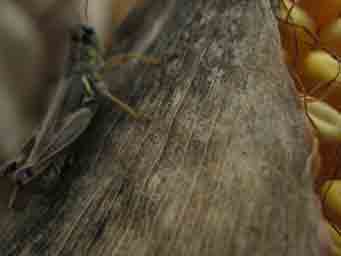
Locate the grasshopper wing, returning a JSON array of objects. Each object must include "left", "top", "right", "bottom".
[
  {"left": 40, "top": 107, "right": 95, "bottom": 160},
  {"left": 14, "top": 107, "right": 95, "bottom": 185},
  {"left": 0, "top": 133, "right": 36, "bottom": 177}
]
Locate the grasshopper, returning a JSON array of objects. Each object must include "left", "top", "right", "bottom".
[{"left": 0, "top": 25, "right": 150, "bottom": 208}]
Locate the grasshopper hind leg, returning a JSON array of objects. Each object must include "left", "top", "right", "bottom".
[
  {"left": 7, "top": 162, "right": 64, "bottom": 209},
  {"left": 8, "top": 186, "right": 18, "bottom": 209},
  {"left": 7, "top": 183, "right": 33, "bottom": 209},
  {"left": 94, "top": 80, "right": 150, "bottom": 121},
  {"left": 100, "top": 54, "right": 160, "bottom": 121}
]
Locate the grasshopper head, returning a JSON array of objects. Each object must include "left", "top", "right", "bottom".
[
  {"left": 71, "top": 25, "right": 97, "bottom": 45},
  {"left": 69, "top": 24, "right": 102, "bottom": 73}
]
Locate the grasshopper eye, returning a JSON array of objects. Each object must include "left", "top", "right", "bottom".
[
  {"left": 80, "top": 25, "right": 96, "bottom": 44},
  {"left": 82, "top": 25, "right": 95, "bottom": 36}
]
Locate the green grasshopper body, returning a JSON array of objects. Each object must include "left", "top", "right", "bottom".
[{"left": 0, "top": 25, "right": 142, "bottom": 208}]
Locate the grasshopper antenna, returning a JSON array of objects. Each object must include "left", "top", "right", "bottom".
[{"left": 83, "top": 0, "right": 89, "bottom": 25}]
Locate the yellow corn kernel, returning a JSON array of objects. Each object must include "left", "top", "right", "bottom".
[
  {"left": 304, "top": 51, "right": 341, "bottom": 83},
  {"left": 321, "top": 180, "right": 341, "bottom": 229},
  {"left": 320, "top": 18, "right": 341, "bottom": 44},
  {"left": 320, "top": 18, "right": 341, "bottom": 56},
  {"left": 279, "top": 0, "right": 316, "bottom": 38},
  {"left": 278, "top": 0, "right": 316, "bottom": 66},
  {"left": 299, "top": 0, "right": 341, "bottom": 28},
  {"left": 325, "top": 221, "right": 341, "bottom": 256},
  {"left": 307, "top": 100, "right": 341, "bottom": 142}
]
